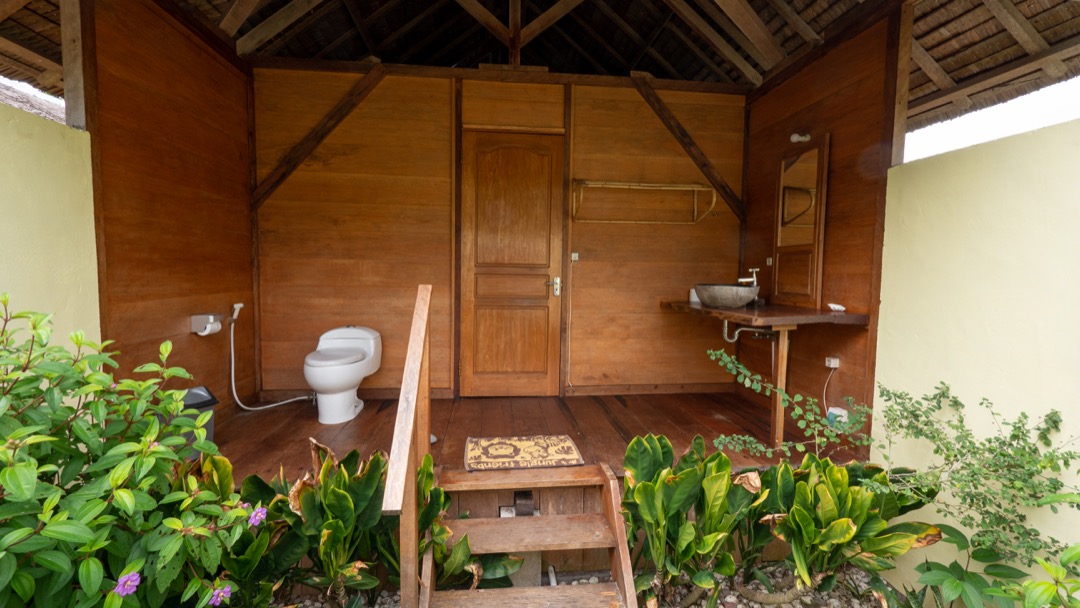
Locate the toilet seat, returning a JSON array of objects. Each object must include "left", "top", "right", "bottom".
[{"left": 304, "top": 348, "right": 367, "bottom": 367}]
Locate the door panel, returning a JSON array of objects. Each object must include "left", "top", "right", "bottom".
[{"left": 461, "top": 131, "right": 564, "bottom": 396}]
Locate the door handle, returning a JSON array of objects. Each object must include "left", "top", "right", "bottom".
[{"left": 545, "top": 276, "right": 561, "bottom": 297}]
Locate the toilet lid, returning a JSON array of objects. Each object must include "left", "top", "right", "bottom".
[{"left": 304, "top": 348, "right": 367, "bottom": 367}]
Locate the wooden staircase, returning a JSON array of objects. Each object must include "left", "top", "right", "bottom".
[
  {"left": 381, "top": 286, "right": 638, "bottom": 608},
  {"left": 427, "top": 464, "right": 636, "bottom": 607}
]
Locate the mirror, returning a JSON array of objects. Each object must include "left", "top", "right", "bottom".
[{"left": 773, "top": 134, "right": 829, "bottom": 308}]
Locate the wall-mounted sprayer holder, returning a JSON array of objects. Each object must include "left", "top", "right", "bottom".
[{"left": 191, "top": 313, "right": 225, "bottom": 336}]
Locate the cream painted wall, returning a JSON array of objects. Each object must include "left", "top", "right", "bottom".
[
  {"left": 877, "top": 118, "right": 1080, "bottom": 581},
  {"left": 0, "top": 103, "right": 100, "bottom": 342}
]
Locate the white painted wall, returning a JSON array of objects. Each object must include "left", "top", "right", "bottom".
[
  {"left": 877, "top": 118, "right": 1080, "bottom": 581},
  {"left": 0, "top": 103, "right": 100, "bottom": 342}
]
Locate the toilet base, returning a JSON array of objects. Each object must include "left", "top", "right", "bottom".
[{"left": 315, "top": 390, "right": 364, "bottom": 425}]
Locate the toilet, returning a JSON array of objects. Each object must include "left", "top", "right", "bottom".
[{"left": 303, "top": 326, "right": 382, "bottom": 425}]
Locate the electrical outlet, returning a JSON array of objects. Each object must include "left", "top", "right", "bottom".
[
  {"left": 825, "top": 356, "right": 840, "bottom": 369},
  {"left": 570, "top": 252, "right": 579, "bottom": 262},
  {"left": 827, "top": 407, "right": 849, "bottom": 424}
]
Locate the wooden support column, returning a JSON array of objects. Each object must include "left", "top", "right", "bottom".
[
  {"left": 771, "top": 326, "right": 794, "bottom": 447},
  {"left": 252, "top": 63, "right": 388, "bottom": 210},
  {"left": 60, "top": 0, "right": 95, "bottom": 130},
  {"left": 630, "top": 74, "right": 745, "bottom": 222},
  {"left": 509, "top": 0, "right": 521, "bottom": 66}
]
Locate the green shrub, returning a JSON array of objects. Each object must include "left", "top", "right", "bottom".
[{"left": 0, "top": 294, "right": 249, "bottom": 607}]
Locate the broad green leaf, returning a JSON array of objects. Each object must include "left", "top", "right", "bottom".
[
  {"left": 983, "top": 564, "right": 1028, "bottom": 580},
  {"left": 78, "top": 557, "right": 104, "bottom": 596},
  {"left": 634, "top": 481, "right": 664, "bottom": 525},
  {"left": 113, "top": 488, "right": 135, "bottom": 515},
  {"left": 816, "top": 518, "right": 857, "bottom": 549},
  {"left": 0, "top": 463, "right": 37, "bottom": 502},
  {"left": 0, "top": 527, "right": 35, "bottom": 551},
  {"left": 1022, "top": 581, "right": 1059, "bottom": 608},
  {"left": 41, "top": 520, "right": 95, "bottom": 544},
  {"left": 12, "top": 570, "right": 35, "bottom": 601},
  {"left": 942, "top": 578, "right": 964, "bottom": 603},
  {"left": 692, "top": 570, "right": 716, "bottom": 589},
  {"left": 33, "top": 550, "right": 71, "bottom": 572},
  {"left": 861, "top": 532, "right": 917, "bottom": 557},
  {"left": 1061, "top": 542, "right": 1080, "bottom": 567},
  {"left": 0, "top": 553, "right": 15, "bottom": 591}
]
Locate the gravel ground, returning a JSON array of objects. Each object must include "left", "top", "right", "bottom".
[{"left": 273, "top": 566, "right": 886, "bottom": 608}]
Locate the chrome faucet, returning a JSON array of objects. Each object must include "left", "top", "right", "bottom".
[{"left": 737, "top": 268, "right": 760, "bottom": 286}]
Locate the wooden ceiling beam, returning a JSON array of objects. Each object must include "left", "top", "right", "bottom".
[
  {"left": 218, "top": 0, "right": 267, "bottom": 36},
  {"left": 376, "top": 0, "right": 450, "bottom": 53},
  {"left": 253, "top": 63, "right": 387, "bottom": 210},
  {"left": 981, "top": 0, "right": 1068, "bottom": 78},
  {"left": 910, "top": 39, "right": 972, "bottom": 109},
  {"left": 0, "top": 0, "right": 31, "bottom": 22},
  {"left": 399, "top": 12, "right": 471, "bottom": 62},
  {"left": 593, "top": 0, "right": 682, "bottom": 78},
  {"left": 236, "top": 0, "right": 328, "bottom": 55},
  {"left": 662, "top": 0, "right": 762, "bottom": 84},
  {"left": 763, "top": 0, "right": 820, "bottom": 45},
  {"left": 665, "top": 21, "right": 733, "bottom": 83},
  {"left": 0, "top": 34, "right": 62, "bottom": 86},
  {"left": 908, "top": 31, "right": 1080, "bottom": 116},
  {"left": 342, "top": 0, "right": 375, "bottom": 52},
  {"left": 261, "top": 0, "right": 342, "bottom": 55},
  {"left": 520, "top": 0, "right": 586, "bottom": 46},
  {"left": 689, "top": 0, "right": 768, "bottom": 68},
  {"left": 711, "top": 0, "right": 784, "bottom": 68},
  {"left": 569, "top": 10, "right": 629, "bottom": 68},
  {"left": 631, "top": 73, "right": 744, "bottom": 222},
  {"left": 453, "top": 0, "right": 509, "bottom": 45}
]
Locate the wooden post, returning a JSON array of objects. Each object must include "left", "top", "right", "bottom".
[{"left": 771, "top": 326, "right": 794, "bottom": 447}]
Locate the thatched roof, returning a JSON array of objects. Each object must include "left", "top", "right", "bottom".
[
  {"left": 1, "top": 0, "right": 1077, "bottom": 130},
  {"left": 0, "top": 76, "right": 63, "bottom": 121}
]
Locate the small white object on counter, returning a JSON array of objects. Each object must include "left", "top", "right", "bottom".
[
  {"left": 827, "top": 303, "right": 846, "bottom": 312},
  {"left": 689, "top": 288, "right": 701, "bottom": 304}
]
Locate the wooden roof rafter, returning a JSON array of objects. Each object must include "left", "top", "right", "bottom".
[
  {"left": 219, "top": 0, "right": 268, "bottom": 36},
  {"left": 236, "top": 0, "right": 329, "bottom": 55},
  {"left": 592, "top": 0, "right": 683, "bottom": 78},
  {"left": 910, "top": 38, "right": 973, "bottom": 110},
  {"left": 980, "top": 0, "right": 1069, "bottom": 78},
  {"left": 662, "top": 0, "right": 763, "bottom": 84},
  {"left": 260, "top": 0, "right": 344, "bottom": 55},
  {"left": 710, "top": 0, "right": 785, "bottom": 68},
  {"left": 763, "top": 0, "right": 822, "bottom": 46}
]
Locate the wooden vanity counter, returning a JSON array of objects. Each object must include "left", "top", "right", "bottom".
[
  {"left": 660, "top": 301, "right": 869, "bottom": 327},
  {"left": 661, "top": 301, "right": 870, "bottom": 446}
]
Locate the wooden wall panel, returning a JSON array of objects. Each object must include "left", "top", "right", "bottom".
[
  {"left": 91, "top": 0, "right": 254, "bottom": 409},
  {"left": 741, "top": 16, "right": 904, "bottom": 427},
  {"left": 461, "top": 80, "right": 564, "bottom": 131},
  {"left": 569, "top": 86, "right": 744, "bottom": 389},
  {"left": 254, "top": 72, "right": 454, "bottom": 391}
]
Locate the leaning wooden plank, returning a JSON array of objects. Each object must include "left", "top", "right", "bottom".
[
  {"left": 251, "top": 63, "right": 387, "bottom": 210},
  {"left": 383, "top": 283, "right": 432, "bottom": 514},
  {"left": 630, "top": 74, "right": 746, "bottom": 223},
  {"left": 601, "top": 463, "right": 638, "bottom": 608}
]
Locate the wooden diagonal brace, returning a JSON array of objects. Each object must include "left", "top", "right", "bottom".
[
  {"left": 454, "top": 0, "right": 509, "bottom": 45},
  {"left": 630, "top": 74, "right": 745, "bottom": 223},
  {"left": 252, "top": 63, "right": 388, "bottom": 210}
]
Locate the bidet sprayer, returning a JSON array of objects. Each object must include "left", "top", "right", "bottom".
[{"left": 231, "top": 303, "right": 244, "bottom": 322}]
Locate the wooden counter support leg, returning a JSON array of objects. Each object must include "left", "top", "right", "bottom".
[{"left": 771, "top": 325, "right": 795, "bottom": 447}]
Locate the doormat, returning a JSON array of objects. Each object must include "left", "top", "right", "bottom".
[{"left": 464, "top": 434, "right": 584, "bottom": 471}]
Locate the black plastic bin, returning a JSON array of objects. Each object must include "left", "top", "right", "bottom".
[{"left": 182, "top": 386, "right": 218, "bottom": 443}]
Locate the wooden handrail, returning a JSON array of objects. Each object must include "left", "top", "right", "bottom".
[{"left": 381, "top": 284, "right": 432, "bottom": 608}]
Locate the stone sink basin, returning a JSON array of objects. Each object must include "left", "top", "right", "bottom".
[{"left": 694, "top": 284, "right": 759, "bottom": 308}]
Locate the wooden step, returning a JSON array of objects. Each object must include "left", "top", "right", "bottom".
[
  {"left": 431, "top": 581, "right": 625, "bottom": 608},
  {"left": 449, "top": 513, "right": 616, "bottom": 553},
  {"left": 438, "top": 464, "right": 608, "bottom": 493}
]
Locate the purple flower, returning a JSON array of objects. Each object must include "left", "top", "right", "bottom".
[
  {"left": 113, "top": 572, "right": 140, "bottom": 596},
  {"left": 248, "top": 506, "right": 267, "bottom": 527},
  {"left": 208, "top": 584, "right": 232, "bottom": 606}
]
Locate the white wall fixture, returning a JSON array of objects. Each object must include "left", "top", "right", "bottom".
[{"left": 191, "top": 313, "right": 224, "bottom": 336}]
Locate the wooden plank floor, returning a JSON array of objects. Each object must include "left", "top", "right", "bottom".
[{"left": 216, "top": 391, "right": 775, "bottom": 483}]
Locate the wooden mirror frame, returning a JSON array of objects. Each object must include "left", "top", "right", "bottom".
[{"left": 773, "top": 133, "right": 830, "bottom": 308}]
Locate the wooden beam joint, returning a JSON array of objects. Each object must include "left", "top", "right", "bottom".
[
  {"left": 630, "top": 74, "right": 745, "bottom": 223},
  {"left": 252, "top": 63, "right": 388, "bottom": 210}
]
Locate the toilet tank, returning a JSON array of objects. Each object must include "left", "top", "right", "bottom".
[{"left": 318, "top": 326, "right": 382, "bottom": 367}]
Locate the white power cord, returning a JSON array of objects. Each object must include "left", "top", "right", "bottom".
[
  {"left": 229, "top": 304, "right": 312, "bottom": 412},
  {"left": 822, "top": 367, "right": 836, "bottom": 413}
]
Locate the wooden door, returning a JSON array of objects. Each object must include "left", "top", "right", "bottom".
[{"left": 460, "top": 131, "right": 564, "bottom": 396}]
